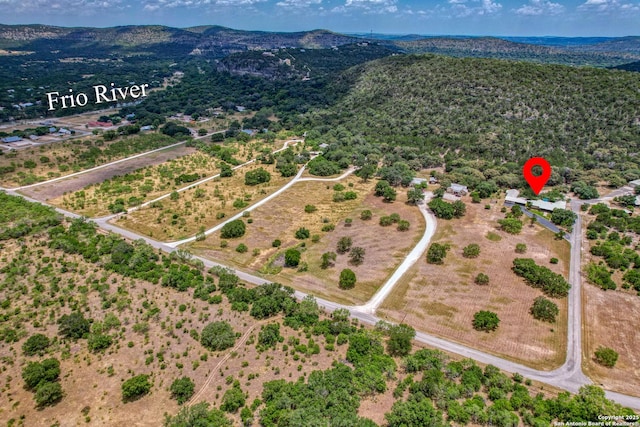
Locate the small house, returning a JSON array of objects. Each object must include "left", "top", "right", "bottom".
[
  {"left": 1, "top": 136, "right": 22, "bottom": 143},
  {"left": 140, "top": 125, "right": 154, "bottom": 131},
  {"left": 448, "top": 183, "right": 468, "bottom": 196},
  {"left": 318, "top": 143, "right": 329, "bottom": 149},
  {"left": 429, "top": 176, "right": 438, "bottom": 184},
  {"left": 410, "top": 178, "right": 427, "bottom": 187},
  {"left": 235, "top": 106, "right": 246, "bottom": 112}
]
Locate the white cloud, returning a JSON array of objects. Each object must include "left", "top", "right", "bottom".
[
  {"left": 578, "top": 0, "right": 640, "bottom": 12},
  {"left": 448, "top": 0, "right": 502, "bottom": 17},
  {"left": 0, "top": 0, "right": 126, "bottom": 14},
  {"left": 515, "top": 0, "right": 563, "bottom": 15},
  {"left": 276, "top": 0, "right": 321, "bottom": 8},
  {"left": 140, "top": 0, "right": 266, "bottom": 10},
  {"left": 333, "top": 0, "right": 398, "bottom": 14}
]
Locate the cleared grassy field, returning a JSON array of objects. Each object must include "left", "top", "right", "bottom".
[
  {"left": 50, "top": 139, "right": 285, "bottom": 217},
  {"left": 117, "top": 161, "right": 294, "bottom": 241},
  {"left": 378, "top": 199, "right": 570, "bottom": 370},
  {"left": 188, "top": 176, "right": 426, "bottom": 305}
]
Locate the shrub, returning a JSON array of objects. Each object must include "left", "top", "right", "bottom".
[
  {"left": 339, "top": 269, "right": 357, "bottom": 289},
  {"left": 594, "top": 346, "right": 619, "bottom": 368},
  {"left": 498, "top": 218, "right": 523, "bottom": 234},
  {"left": 321, "top": 224, "right": 335, "bottom": 232},
  {"left": 170, "top": 377, "right": 195, "bottom": 405},
  {"left": 220, "top": 220, "right": 246, "bottom": 239},
  {"left": 336, "top": 236, "right": 352, "bottom": 254},
  {"left": 235, "top": 243, "right": 248, "bottom": 253},
  {"left": 550, "top": 257, "right": 559, "bottom": 264},
  {"left": 379, "top": 216, "right": 393, "bottom": 226},
  {"left": 515, "top": 243, "right": 527, "bottom": 254},
  {"left": 201, "top": 321, "right": 236, "bottom": 351},
  {"left": 530, "top": 296, "right": 559, "bottom": 322},
  {"left": 333, "top": 184, "right": 345, "bottom": 191},
  {"left": 87, "top": 334, "right": 113, "bottom": 352},
  {"left": 472, "top": 311, "right": 500, "bottom": 332},
  {"left": 474, "top": 273, "right": 489, "bottom": 285},
  {"left": 360, "top": 210, "right": 372, "bottom": 220},
  {"left": 22, "top": 358, "right": 60, "bottom": 390},
  {"left": 295, "top": 227, "right": 310, "bottom": 239},
  {"left": 122, "top": 374, "right": 151, "bottom": 401},
  {"left": 35, "top": 382, "right": 63, "bottom": 407},
  {"left": 271, "top": 239, "right": 281, "bottom": 248},
  {"left": 58, "top": 312, "right": 90, "bottom": 339},
  {"left": 221, "top": 384, "right": 245, "bottom": 413},
  {"left": 427, "top": 243, "right": 450, "bottom": 264},
  {"left": 462, "top": 243, "right": 480, "bottom": 258},
  {"left": 304, "top": 205, "right": 317, "bottom": 213},
  {"left": 344, "top": 191, "right": 357, "bottom": 200},
  {"left": 348, "top": 247, "right": 366, "bottom": 265},
  {"left": 284, "top": 249, "right": 301, "bottom": 267},
  {"left": 397, "top": 220, "right": 410, "bottom": 231},
  {"left": 320, "top": 252, "right": 337, "bottom": 269},
  {"left": 23, "top": 333, "right": 51, "bottom": 356},
  {"left": 245, "top": 168, "right": 271, "bottom": 185}
]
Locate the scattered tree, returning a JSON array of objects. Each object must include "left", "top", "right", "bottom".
[
  {"left": 122, "top": 374, "right": 151, "bottom": 402},
  {"left": 472, "top": 311, "right": 500, "bottom": 332},
  {"left": 427, "top": 243, "right": 450, "bottom": 264},
  {"left": 201, "top": 321, "right": 236, "bottom": 351},
  {"left": 462, "top": 243, "right": 480, "bottom": 258},
  {"left": 320, "top": 251, "right": 337, "bottom": 269},
  {"left": 530, "top": 296, "right": 559, "bottom": 322},
  {"left": 220, "top": 220, "right": 246, "bottom": 239},
  {"left": 284, "top": 248, "right": 301, "bottom": 267},
  {"left": 339, "top": 269, "right": 357, "bottom": 289},
  {"left": 594, "top": 346, "right": 619, "bottom": 368},
  {"left": 337, "top": 236, "right": 353, "bottom": 254},
  {"left": 170, "top": 377, "right": 195, "bottom": 405},
  {"left": 349, "top": 247, "right": 366, "bottom": 265},
  {"left": 475, "top": 273, "right": 490, "bottom": 285}
]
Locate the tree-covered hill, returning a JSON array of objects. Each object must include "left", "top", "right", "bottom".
[
  {"left": 304, "top": 54, "right": 640, "bottom": 173},
  {"left": 394, "top": 37, "right": 640, "bottom": 67}
]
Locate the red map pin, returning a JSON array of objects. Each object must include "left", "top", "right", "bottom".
[{"left": 523, "top": 157, "right": 551, "bottom": 196}]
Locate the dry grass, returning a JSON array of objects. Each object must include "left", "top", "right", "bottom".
[
  {"left": 582, "top": 283, "right": 640, "bottom": 397},
  {"left": 0, "top": 237, "right": 343, "bottom": 427},
  {"left": 118, "top": 161, "right": 294, "bottom": 241},
  {"left": 378, "top": 199, "right": 570, "bottom": 370},
  {"left": 188, "top": 177, "right": 425, "bottom": 305},
  {"left": 48, "top": 139, "right": 284, "bottom": 217}
]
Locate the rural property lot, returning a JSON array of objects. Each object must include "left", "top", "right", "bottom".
[
  {"left": 0, "top": 239, "right": 340, "bottom": 427},
  {"left": 582, "top": 283, "right": 640, "bottom": 397},
  {"left": 117, "top": 162, "right": 294, "bottom": 242},
  {"left": 0, "top": 133, "right": 178, "bottom": 188},
  {"left": 188, "top": 176, "right": 425, "bottom": 306},
  {"left": 378, "top": 199, "right": 571, "bottom": 369},
  {"left": 22, "top": 144, "right": 195, "bottom": 205}
]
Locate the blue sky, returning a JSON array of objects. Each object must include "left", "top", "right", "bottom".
[{"left": 0, "top": 0, "right": 638, "bottom": 36}]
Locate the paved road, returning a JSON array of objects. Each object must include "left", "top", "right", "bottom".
[{"left": 3, "top": 179, "right": 640, "bottom": 409}]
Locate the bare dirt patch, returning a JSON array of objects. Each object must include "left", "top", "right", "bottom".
[
  {"left": 22, "top": 144, "right": 194, "bottom": 204},
  {"left": 378, "top": 199, "right": 570, "bottom": 369},
  {"left": 188, "top": 176, "right": 425, "bottom": 305}
]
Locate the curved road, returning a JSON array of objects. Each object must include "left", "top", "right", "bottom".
[{"left": 3, "top": 172, "right": 640, "bottom": 409}]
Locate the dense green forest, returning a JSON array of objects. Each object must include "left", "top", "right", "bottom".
[{"left": 301, "top": 54, "right": 640, "bottom": 189}]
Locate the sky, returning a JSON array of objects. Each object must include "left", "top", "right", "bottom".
[{"left": 0, "top": 0, "right": 638, "bottom": 37}]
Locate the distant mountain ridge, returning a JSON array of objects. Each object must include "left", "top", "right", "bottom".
[{"left": 0, "top": 24, "right": 361, "bottom": 57}]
